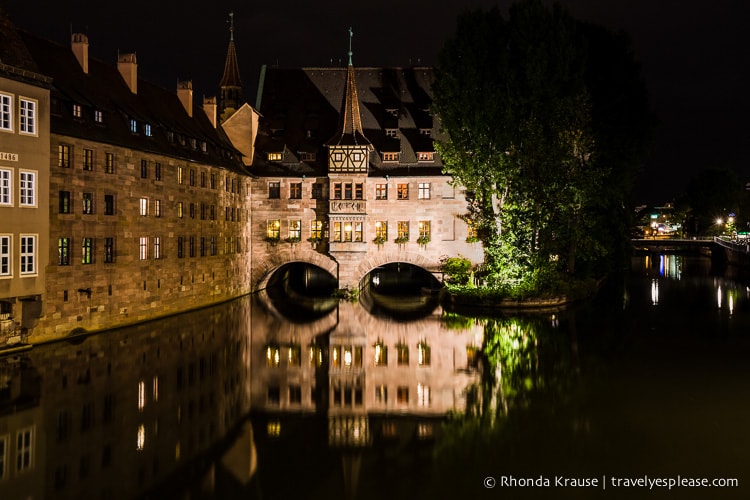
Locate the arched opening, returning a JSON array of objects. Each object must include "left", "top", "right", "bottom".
[
  {"left": 264, "top": 263, "right": 338, "bottom": 322},
  {"left": 359, "top": 262, "right": 442, "bottom": 320}
]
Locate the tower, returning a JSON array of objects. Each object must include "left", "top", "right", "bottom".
[{"left": 219, "top": 12, "right": 243, "bottom": 116}]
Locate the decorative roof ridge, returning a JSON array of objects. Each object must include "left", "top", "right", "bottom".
[
  {"left": 328, "top": 28, "right": 371, "bottom": 147},
  {"left": 219, "top": 12, "right": 242, "bottom": 88}
]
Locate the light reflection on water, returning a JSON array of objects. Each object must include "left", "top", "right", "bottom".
[{"left": 1, "top": 255, "right": 750, "bottom": 499}]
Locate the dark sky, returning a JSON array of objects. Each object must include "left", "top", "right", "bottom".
[{"left": 6, "top": 0, "right": 750, "bottom": 205}]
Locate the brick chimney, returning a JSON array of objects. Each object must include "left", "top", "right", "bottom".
[
  {"left": 117, "top": 53, "right": 137, "bottom": 94},
  {"left": 71, "top": 33, "right": 89, "bottom": 74},
  {"left": 203, "top": 96, "right": 217, "bottom": 128},
  {"left": 177, "top": 81, "right": 193, "bottom": 117}
]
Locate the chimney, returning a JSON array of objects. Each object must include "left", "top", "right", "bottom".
[
  {"left": 117, "top": 53, "right": 137, "bottom": 94},
  {"left": 177, "top": 81, "right": 193, "bottom": 117},
  {"left": 203, "top": 96, "right": 217, "bottom": 128},
  {"left": 71, "top": 33, "right": 89, "bottom": 74}
]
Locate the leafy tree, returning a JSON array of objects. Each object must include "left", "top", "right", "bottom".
[
  {"left": 434, "top": 0, "right": 653, "bottom": 288},
  {"left": 683, "top": 167, "right": 742, "bottom": 235}
]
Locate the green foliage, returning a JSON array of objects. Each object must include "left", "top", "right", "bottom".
[
  {"left": 440, "top": 255, "right": 473, "bottom": 285},
  {"left": 284, "top": 236, "right": 301, "bottom": 244},
  {"left": 372, "top": 235, "right": 387, "bottom": 246},
  {"left": 417, "top": 235, "right": 431, "bottom": 246},
  {"left": 332, "top": 287, "right": 359, "bottom": 302},
  {"left": 394, "top": 235, "right": 409, "bottom": 245},
  {"left": 263, "top": 235, "right": 280, "bottom": 245}
]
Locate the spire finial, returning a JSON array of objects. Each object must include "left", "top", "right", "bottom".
[
  {"left": 348, "top": 27, "right": 353, "bottom": 66},
  {"left": 229, "top": 12, "right": 235, "bottom": 41}
]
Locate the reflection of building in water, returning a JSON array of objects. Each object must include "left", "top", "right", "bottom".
[
  {"left": 250, "top": 294, "right": 482, "bottom": 441},
  {"left": 0, "top": 297, "right": 251, "bottom": 499}
]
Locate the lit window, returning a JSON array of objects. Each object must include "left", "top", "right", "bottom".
[
  {"left": 266, "top": 220, "right": 280, "bottom": 239},
  {"left": 58, "top": 238, "right": 70, "bottom": 265},
  {"left": 81, "top": 237, "right": 93, "bottom": 264},
  {"left": 177, "top": 166, "right": 183, "bottom": 184},
  {"left": 1, "top": 235, "right": 12, "bottom": 276},
  {"left": 129, "top": 119, "right": 137, "bottom": 133},
  {"left": 382, "top": 152, "right": 399, "bottom": 162},
  {"left": 177, "top": 202, "right": 183, "bottom": 218},
  {"left": 83, "top": 149, "right": 94, "bottom": 171},
  {"left": 139, "top": 237, "right": 148, "bottom": 260},
  {"left": 139, "top": 198, "right": 148, "bottom": 216},
  {"left": 152, "top": 376, "right": 159, "bottom": 402},
  {"left": 420, "top": 128, "right": 431, "bottom": 136},
  {"left": 418, "top": 182, "right": 431, "bottom": 199},
  {"left": 289, "top": 220, "right": 301, "bottom": 240},
  {"left": 94, "top": 109, "right": 103, "bottom": 123},
  {"left": 58, "top": 144, "right": 72, "bottom": 167},
  {"left": 374, "top": 221, "right": 387, "bottom": 241},
  {"left": 266, "top": 345, "right": 280, "bottom": 367},
  {"left": 20, "top": 235, "right": 35, "bottom": 275},
  {"left": 153, "top": 237, "right": 161, "bottom": 259},
  {"left": 418, "top": 220, "right": 431, "bottom": 241},
  {"left": 375, "top": 385, "right": 387, "bottom": 403},
  {"left": 82, "top": 192, "right": 94, "bottom": 214},
  {"left": 154, "top": 199, "right": 162, "bottom": 217},
  {"left": 418, "top": 341, "right": 431, "bottom": 366},
  {"left": 397, "top": 343, "right": 409, "bottom": 365},
  {"left": 105, "top": 152, "right": 115, "bottom": 173},
  {"left": 0, "top": 169, "right": 11, "bottom": 205},
  {"left": 418, "top": 152, "right": 434, "bottom": 161},
  {"left": 144, "top": 123, "right": 152, "bottom": 136},
  {"left": 288, "top": 345, "right": 301, "bottom": 366},
  {"left": 19, "top": 171, "right": 36, "bottom": 206},
  {"left": 72, "top": 104, "right": 83, "bottom": 118},
  {"left": 417, "top": 383, "right": 431, "bottom": 407},
  {"left": 375, "top": 183, "right": 387, "bottom": 200},
  {"left": 19, "top": 98, "right": 36, "bottom": 135},
  {"left": 310, "top": 220, "right": 323, "bottom": 240},
  {"left": 397, "top": 221, "right": 409, "bottom": 241},
  {"left": 16, "top": 427, "right": 33, "bottom": 472},
  {"left": 374, "top": 341, "right": 387, "bottom": 366},
  {"left": 385, "top": 128, "right": 397, "bottom": 137},
  {"left": 0, "top": 93, "right": 11, "bottom": 131},
  {"left": 267, "top": 421, "right": 281, "bottom": 437},
  {"left": 267, "top": 152, "right": 282, "bottom": 161},
  {"left": 137, "top": 425, "right": 145, "bottom": 451},
  {"left": 397, "top": 183, "right": 409, "bottom": 200}
]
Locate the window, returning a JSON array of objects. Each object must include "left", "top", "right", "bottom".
[
  {"left": 140, "top": 160, "right": 148, "bottom": 179},
  {"left": 375, "top": 385, "right": 387, "bottom": 404},
  {"left": 1, "top": 235, "right": 11, "bottom": 276},
  {"left": 177, "top": 166, "right": 183, "bottom": 184},
  {"left": 374, "top": 221, "right": 387, "bottom": 241},
  {"left": 200, "top": 237, "right": 206, "bottom": 256},
  {"left": 82, "top": 238, "right": 93, "bottom": 264},
  {"left": 355, "top": 184, "right": 363, "bottom": 200},
  {"left": 418, "top": 182, "right": 431, "bottom": 199},
  {"left": 374, "top": 342, "right": 387, "bottom": 366},
  {"left": 333, "top": 183, "right": 342, "bottom": 199},
  {"left": 311, "top": 183, "right": 323, "bottom": 199},
  {"left": 104, "top": 194, "right": 114, "bottom": 215},
  {"left": 189, "top": 203, "right": 196, "bottom": 219},
  {"left": 189, "top": 169, "right": 195, "bottom": 186},
  {"left": 83, "top": 149, "right": 94, "bottom": 171},
  {"left": 344, "top": 183, "right": 352, "bottom": 199},
  {"left": 290, "top": 183, "right": 302, "bottom": 199},
  {"left": 16, "top": 427, "right": 33, "bottom": 472},
  {"left": 353, "top": 222, "right": 363, "bottom": 242},
  {"left": 199, "top": 171, "right": 206, "bottom": 188},
  {"left": 266, "top": 220, "right": 280, "bottom": 240},
  {"left": 20, "top": 235, "right": 35, "bottom": 275},
  {"left": 0, "top": 169, "right": 11, "bottom": 206},
  {"left": 382, "top": 152, "right": 399, "bottom": 162},
  {"left": 104, "top": 238, "right": 114, "bottom": 263},
  {"left": 397, "top": 183, "right": 409, "bottom": 200},
  {"left": 418, "top": 152, "right": 435, "bottom": 161},
  {"left": 397, "top": 387, "right": 409, "bottom": 405},
  {"left": 58, "top": 144, "right": 72, "bottom": 167},
  {"left": 189, "top": 236, "right": 196, "bottom": 257},
  {"left": 397, "top": 221, "right": 409, "bottom": 241},
  {"left": 105, "top": 152, "right": 115, "bottom": 173},
  {"left": 81, "top": 193, "right": 93, "bottom": 214},
  {"left": 153, "top": 237, "right": 161, "bottom": 259},
  {"left": 0, "top": 434, "right": 7, "bottom": 479},
  {"left": 310, "top": 220, "right": 323, "bottom": 240},
  {"left": 177, "top": 202, "right": 183, "bottom": 218},
  {"left": 300, "top": 152, "right": 316, "bottom": 161},
  {"left": 19, "top": 98, "right": 36, "bottom": 135},
  {"left": 144, "top": 123, "right": 152, "bottom": 136},
  {"left": 267, "top": 152, "right": 282, "bottom": 161},
  {"left": 94, "top": 109, "right": 104, "bottom": 123},
  {"left": 177, "top": 237, "right": 184, "bottom": 258},
  {"left": 19, "top": 171, "right": 35, "bottom": 206},
  {"left": 210, "top": 236, "right": 217, "bottom": 256},
  {"left": 375, "top": 183, "right": 387, "bottom": 200},
  {"left": 420, "top": 128, "right": 432, "bottom": 137},
  {"left": 417, "top": 383, "right": 431, "bottom": 407},
  {"left": 210, "top": 173, "right": 217, "bottom": 189},
  {"left": 0, "top": 93, "right": 11, "bottom": 131},
  {"left": 57, "top": 191, "right": 71, "bottom": 214},
  {"left": 139, "top": 237, "right": 148, "bottom": 260},
  {"left": 268, "top": 182, "right": 280, "bottom": 199},
  {"left": 418, "top": 220, "right": 431, "bottom": 241},
  {"left": 385, "top": 128, "right": 397, "bottom": 137},
  {"left": 154, "top": 199, "right": 162, "bottom": 217},
  {"left": 266, "top": 345, "right": 280, "bottom": 367},
  {"left": 418, "top": 341, "right": 431, "bottom": 366},
  {"left": 139, "top": 198, "right": 148, "bottom": 216},
  {"left": 129, "top": 119, "right": 137, "bottom": 133},
  {"left": 72, "top": 104, "right": 83, "bottom": 118},
  {"left": 58, "top": 238, "right": 71, "bottom": 265},
  {"left": 155, "top": 162, "right": 162, "bottom": 181},
  {"left": 289, "top": 220, "right": 301, "bottom": 240},
  {"left": 397, "top": 343, "right": 409, "bottom": 365}
]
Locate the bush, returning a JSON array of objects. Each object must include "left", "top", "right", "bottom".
[{"left": 440, "top": 255, "right": 473, "bottom": 285}]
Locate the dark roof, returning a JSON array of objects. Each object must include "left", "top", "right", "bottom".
[
  {"left": 18, "top": 31, "right": 247, "bottom": 174},
  {"left": 252, "top": 66, "right": 443, "bottom": 177},
  {"left": 220, "top": 39, "right": 242, "bottom": 89}
]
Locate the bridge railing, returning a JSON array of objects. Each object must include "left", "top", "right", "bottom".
[{"left": 714, "top": 236, "right": 750, "bottom": 254}]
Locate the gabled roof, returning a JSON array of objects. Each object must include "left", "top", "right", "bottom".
[
  {"left": 252, "top": 66, "right": 442, "bottom": 177},
  {"left": 18, "top": 30, "right": 247, "bottom": 174},
  {"left": 220, "top": 39, "right": 242, "bottom": 89},
  {"left": 327, "top": 64, "right": 370, "bottom": 147}
]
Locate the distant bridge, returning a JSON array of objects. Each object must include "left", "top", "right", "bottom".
[{"left": 632, "top": 237, "right": 750, "bottom": 265}]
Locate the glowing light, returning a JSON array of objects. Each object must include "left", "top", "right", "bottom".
[
  {"left": 716, "top": 218, "right": 724, "bottom": 225},
  {"left": 651, "top": 279, "right": 659, "bottom": 305},
  {"left": 717, "top": 286, "right": 722, "bottom": 309},
  {"left": 344, "top": 347, "right": 352, "bottom": 367},
  {"left": 138, "top": 381, "right": 145, "bottom": 410},
  {"left": 267, "top": 420, "right": 281, "bottom": 437},
  {"left": 137, "top": 424, "right": 145, "bottom": 451}
]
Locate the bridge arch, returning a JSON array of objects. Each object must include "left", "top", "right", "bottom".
[
  {"left": 354, "top": 250, "right": 441, "bottom": 288},
  {"left": 252, "top": 246, "right": 338, "bottom": 292}
]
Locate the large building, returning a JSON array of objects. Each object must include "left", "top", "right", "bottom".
[
  {"left": 6, "top": 22, "right": 253, "bottom": 343},
  {"left": 0, "top": 15, "right": 51, "bottom": 345}
]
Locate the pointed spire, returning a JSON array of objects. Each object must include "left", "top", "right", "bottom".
[
  {"left": 220, "top": 11, "right": 243, "bottom": 114},
  {"left": 329, "top": 27, "right": 370, "bottom": 146}
]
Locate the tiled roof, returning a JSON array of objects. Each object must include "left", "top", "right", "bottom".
[
  {"left": 252, "top": 66, "right": 443, "bottom": 177},
  {"left": 18, "top": 31, "right": 247, "bottom": 174},
  {"left": 220, "top": 39, "right": 242, "bottom": 88}
]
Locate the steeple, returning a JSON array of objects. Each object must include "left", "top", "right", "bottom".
[
  {"left": 328, "top": 27, "right": 369, "bottom": 147},
  {"left": 220, "top": 12, "right": 243, "bottom": 114}
]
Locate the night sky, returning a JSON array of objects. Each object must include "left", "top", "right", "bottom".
[{"left": 5, "top": 0, "right": 750, "bottom": 205}]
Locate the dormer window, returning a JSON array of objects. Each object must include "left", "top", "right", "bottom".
[
  {"left": 419, "top": 128, "right": 432, "bottom": 137},
  {"left": 190, "top": 138, "right": 197, "bottom": 149},
  {"left": 267, "top": 152, "right": 283, "bottom": 162},
  {"left": 178, "top": 135, "right": 186, "bottom": 146},
  {"left": 300, "top": 152, "right": 316, "bottom": 162},
  {"left": 382, "top": 152, "right": 399, "bottom": 162},
  {"left": 200, "top": 141, "right": 207, "bottom": 152},
  {"left": 386, "top": 108, "right": 398, "bottom": 117},
  {"left": 129, "top": 119, "right": 137, "bottom": 134},
  {"left": 418, "top": 152, "right": 434, "bottom": 162},
  {"left": 167, "top": 131, "right": 174, "bottom": 143},
  {"left": 94, "top": 110, "right": 104, "bottom": 124},
  {"left": 72, "top": 104, "right": 83, "bottom": 118},
  {"left": 144, "top": 123, "right": 152, "bottom": 137},
  {"left": 385, "top": 129, "right": 398, "bottom": 137}
]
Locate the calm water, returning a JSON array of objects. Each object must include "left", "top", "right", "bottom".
[{"left": 1, "top": 255, "right": 749, "bottom": 500}]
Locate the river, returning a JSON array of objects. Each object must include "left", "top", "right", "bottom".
[{"left": 0, "top": 254, "right": 749, "bottom": 499}]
